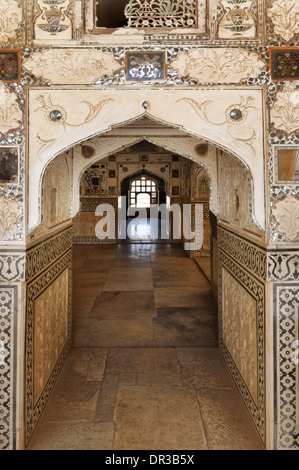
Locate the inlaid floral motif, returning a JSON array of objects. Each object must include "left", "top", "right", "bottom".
[
  {"left": 271, "top": 83, "right": 299, "bottom": 135},
  {"left": 217, "top": 0, "right": 257, "bottom": 39},
  {"left": 268, "top": 0, "right": 299, "bottom": 43},
  {"left": 178, "top": 95, "right": 257, "bottom": 156}
]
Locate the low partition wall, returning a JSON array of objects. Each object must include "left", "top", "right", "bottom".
[
  {"left": 73, "top": 197, "right": 118, "bottom": 244},
  {"left": 24, "top": 225, "right": 73, "bottom": 446},
  {"left": 218, "top": 224, "right": 267, "bottom": 446}
]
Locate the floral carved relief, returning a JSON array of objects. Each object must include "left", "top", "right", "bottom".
[
  {"left": 0, "top": 195, "right": 20, "bottom": 240},
  {"left": 271, "top": 83, "right": 299, "bottom": 135},
  {"left": 267, "top": 0, "right": 299, "bottom": 43},
  {"left": 178, "top": 95, "right": 258, "bottom": 157},
  {"left": 23, "top": 49, "right": 122, "bottom": 85},
  {"left": 0, "top": 84, "right": 22, "bottom": 135},
  {"left": 0, "top": 0, "right": 22, "bottom": 45},
  {"left": 34, "top": 94, "right": 114, "bottom": 153},
  {"left": 170, "top": 48, "right": 266, "bottom": 84},
  {"left": 272, "top": 195, "right": 299, "bottom": 242}
]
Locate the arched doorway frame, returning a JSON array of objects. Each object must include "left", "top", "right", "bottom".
[
  {"left": 27, "top": 86, "right": 267, "bottom": 232},
  {"left": 24, "top": 87, "right": 268, "bottom": 448}
]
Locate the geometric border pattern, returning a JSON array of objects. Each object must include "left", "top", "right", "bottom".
[
  {"left": 0, "top": 286, "right": 17, "bottom": 450},
  {"left": 26, "top": 226, "right": 72, "bottom": 282},
  {"left": 218, "top": 248, "right": 266, "bottom": 445},
  {"left": 274, "top": 283, "right": 299, "bottom": 450},
  {"left": 268, "top": 250, "right": 299, "bottom": 281},
  {"left": 218, "top": 226, "right": 267, "bottom": 281},
  {"left": 0, "top": 253, "right": 25, "bottom": 282}
]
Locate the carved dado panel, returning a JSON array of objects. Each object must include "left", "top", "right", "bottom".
[
  {"left": 219, "top": 240, "right": 265, "bottom": 444},
  {"left": 25, "top": 249, "right": 72, "bottom": 446},
  {"left": 222, "top": 268, "right": 258, "bottom": 403},
  {"left": 0, "top": 286, "right": 17, "bottom": 450},
  {"left": 170, "top": 48, "right": 266, "bottom": 84},
  {"left": 23, "top": 49, "right": 122, "bottom": 84},
  {"left": 33, "top": 268, "right": 69, "bottom": 404},
  {"left": 274, "top": 283, "right": 299, "bottom": 450}
]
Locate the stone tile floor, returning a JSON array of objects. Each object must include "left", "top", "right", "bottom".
[{"left": 27, "top": 243, "right": 264, "bottom": 450}]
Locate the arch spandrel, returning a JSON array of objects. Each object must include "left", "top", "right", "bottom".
[{"left": 28, "top": 87, "right": 266, "bottom": 230}]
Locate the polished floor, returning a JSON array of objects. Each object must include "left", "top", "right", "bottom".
[{"left": 27, "top": 243, "right": 263, "bottom": 450}]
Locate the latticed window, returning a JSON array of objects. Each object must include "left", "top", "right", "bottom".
[
  {"left": 94, "top": 0, "right": 198, "bottom": 29},
  {"left": 130, "top": 176, "right": 158, "bottom": 207}
]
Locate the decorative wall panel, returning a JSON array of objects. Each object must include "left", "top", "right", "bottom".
[
  {"left": 0, "top": 85, "right": 22, "bottom": 137},
  {"left": 0, "top": 50, "right": 21, "bottom": 83},
  {"left": 0, "top": 147, "right": 19, "bottom": 184},
  {"left": 218, "top": 150, "right": 262, "bottom": 234},
  {"left": 41, "top": 151, "right": 72, "bottom": 230},
  {"left": 23, "top": 49, "right": 122, "bottom": 85},
  {"left": 270, "top": 48, "right": 299, "bottom": 81},
  {"left": 34, "top": 0, "right": 73, "bottom": 41},
  {"left": 267, "top": 0, "right": 299, "bottom": 44},
  {"left": 218, "top": 226, "right": 266, "bottom": 444},
  {"left": 222, "top": 268, "right": 258, "bottom": 403},
  {"left": 33, "top": 268, "right": 69, "bottom": 404},
  {"left": 25, "top": 238, "right": 72, "bottom": 446},
  {"left": 217, "top": 0, "right": 258, "bottom": 40},
  {"left": 0, "top": 286, "right": 17, "bottom": 450},
  {"left": 274, "top": 283, "right": 299, "bottom": 449},
  {"left": 170, "top": 48, "right": 266, "bottom": 84},
  {"left": 271, "top": 83, "right": 299, "bottom": 135},
  {"left": 0, "top": 0, "right": 22, "bottom": 46},
  {"left": 0, "top": 195, "right": 21, "bottom": 241},
  {"left": 125, "top": 51, "right": 167, "bottom": 81}
]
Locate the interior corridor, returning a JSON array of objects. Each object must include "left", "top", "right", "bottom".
[{"left": 27, "top": 243, "right": 263, "bottom": 450}]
